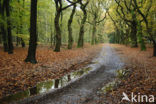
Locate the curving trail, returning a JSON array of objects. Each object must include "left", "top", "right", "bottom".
[{"left": 19, "top": 44, "right": 124, "bottom": 104}]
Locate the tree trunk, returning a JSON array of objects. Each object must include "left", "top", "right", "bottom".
[
  {"left": 138, "top": 22, "right": 146, "bottom": 51},
  {"left": 25, "top": 0, "right": 38, "bottom": 64},
  {"left": 91, "top": 23, "right": 96, "bottom": 45},
  {"left": 130, "top": 21, "right": 138, "bottom": 47},
  {"left": 54, "top": 10, "right": 61, "bottom": 52},
  {"left": 6, "top": 0, "right": 13, "bottom": 54},
  {"left": 16, "top": 36, "right": 20, "bottom": 46},
  {"left": 77, "top": 6, "right": 87, "bottom": 48},
  {"left": 153, "top": 40, "right": 156, "bottom": 56},
  {"left": 20, "top": 0, "right": 25, "bottom": 48},
  {"left": 50, "top": 27, "right": 53, "bottom": 48},
  {"left": 116, "top": 30, "right": 120, "bottom": 43},
  {"left": 21, "top": 38, "right": 25, "bottom": 47},
  {"left": 1, "top": 1, "right": 8, "bottom": 52},
  {"left": 68, "top": 4, "right": 76, "bottom": 49},
  {"left": 50, "top": 14, "right": 53, "bottom": 48},
  {"left": 16, "top": 26, "right": 20, "bottom": 46},
  {"left": 0, "top": 20, "right": 1, "bottom": 45},
  {"left": 1, "top": 27, "right": 8, "bottom": 52},
  {"left": 0, "top": 35, "right": 2, "bottom": 44}
]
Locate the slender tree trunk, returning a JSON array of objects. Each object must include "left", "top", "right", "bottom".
[
  {"left": 53, "top": 29, "right": 56, "bottom": 46},
  {"left": 16, "top": 35, "right": 20, "bottom": 46},
  {"left": 19, "top": 0, "right": 26, "bottom": 48},
  {"left": 6, "top": 0, "right": 13, "bottom": 54},
  {"left": 68, "top": 4, "right": 76, "bottom": 49},
  {"left": 1, "top": 26, "right": 8, "bottom": 52},
  {"left": 77, "top": 7, "right": 87, "bottom": 48},
  {"left": 54, "top": 10, "right": 61, "bottom": 52},
  {"left": 50, "top": 32, "right": 53, "bottom": 47},
  {"left": 60, "top": 12, "right": 63, "bottom": 45},
  {"left": 50, "top": 14, "right": 53, "bottom": 48},
  {"left": 116, "top": 30, "right": 120, "bottom": 43},
  {"left": 50, "top": 24, "right": 53, "bottom": 48},
  {"left": 77, "top": 25, "right": 84, "bottom": 48},
  {"left": 25, "top": 0, "right": 38, "bottom": 64},
  {"left": 20, "top": 0, "right": 26, "bottom": 48},
  {"left": 91, "top": 23, "right": 96, "bottom": 45},
  {"left": 1, "top": 1, "right": 8, "bottom": 52},
  {"left": 21, "top": 38, "right": 25, "bottom": 47},
  {"left": 16, "top": 25, "right": 20, "bottom": 47}
]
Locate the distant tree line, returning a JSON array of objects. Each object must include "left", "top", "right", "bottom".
[{"left": 108, "top": 0, "right": 156, "bottom": 56}]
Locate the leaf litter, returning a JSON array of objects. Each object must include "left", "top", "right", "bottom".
[{"left": 0, "top": 44, "right": 102, "bottom": 99}]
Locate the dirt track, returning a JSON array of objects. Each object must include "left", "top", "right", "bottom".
[{"left": 18, "top": 44, "right": 124, "bottom": 104}]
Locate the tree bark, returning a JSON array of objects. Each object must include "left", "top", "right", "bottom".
[
  {"left": 16, "top": 36, "right": 20, "bottom": 46},
  {"left": 153, "top": 40, "right": 156, "bottom": 56},
  {"left": 54, "top": 0, "right": 80, "bottom": 51},
  {"left": 68, "top": 4, "right": 76, "bottom": 49},
  {"left": 0, "top": 35, "right": 2, "bottom": 44},
  {"left": 0, "top": 2, "right": 2, "bottom": 44},
  {"left": 0, "top": 0, "right": 8, "bottom": 52},
  {"left": 21, "top": 38, "right": 25, "bottom": 47},
  {"left": 19, "top": 0, "right": 25, "bottom": 48},
  {"left": 25, "top": 0, "right": 38, "bottom": 64},
  {"left": 1, "top": 19, "right": 8, "bottom": 52},
  {"left": 130, "top": 21, "right": 138, "bottom": 47},
  {"left": 50, "top": 14, "right": 53, "bottom": 48},
  {"left": 6, "top": 0, "right": 13, "bottom": 54},
  {"left": 91, "top": 23, "right": 96, "bottom": 45},
  {"left": 138, "top": 22, "right": 146, "bottom": 51},
  {"left": 54, "top": 9, "right": 61, "bottom": 52},
  {"left": 77, "top": 5, "right": 87, "bottom": 48}
]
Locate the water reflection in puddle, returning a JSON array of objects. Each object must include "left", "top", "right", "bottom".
[
  {"left": 0, "top": 67, "right": 92, "bottom": 103},
  {"left": 0, "top": 46, "right": 124, "bottom": 104}
]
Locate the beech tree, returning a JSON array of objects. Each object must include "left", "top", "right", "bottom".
[
  {"left": 54, "top": 0, "right": 80, "bottom": 52},
  {"left": 87, "top": 0, "right": 108, "bottom": 45},
  {"left": 6, "top": 0, "right": 14, "bottom": 54},
  {"left": 25, "top": 0, "right": 38, "bottom": 63},
  {"left": 68, "top": 4, "right": 77, "bottom": 49},
  {"left": 77, "top": 0, "right": 89, "bottom": 48},
  {"left": 133, "top": 0, "right": 156, "bottom": 56},
  {"left": 16, "top": 0, "right": 26, "bottom": 48},
  {"left": 0, "top": 0, "right": 8, "bottom": 52},
  {"left": 115, "top": 0, "right": 138, "bottom": 47}
]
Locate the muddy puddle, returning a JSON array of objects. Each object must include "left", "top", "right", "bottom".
[
  {"left": 0, "top": 67, "right": 92, "bottom": 104},
  {"left": 0, "top": 45, "right": 124, "bottom": 104}
]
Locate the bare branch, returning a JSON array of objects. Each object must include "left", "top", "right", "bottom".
[
  {"left": 61, "top": 0, "right": 81, "bottom": 11},
  {"left": 96, "top": 10, "right": 107, "bottom": 24}
]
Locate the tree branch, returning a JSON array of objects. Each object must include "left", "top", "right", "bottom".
[{"left": 61, "top": 0, "right": 80, "bottom": 11}]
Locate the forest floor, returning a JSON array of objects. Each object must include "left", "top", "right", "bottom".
[
  {"left": 0, "top": 44, "right": 102, "bottom": 99},
  {"left": 18, "top": 44, "right": 124, "bottom": 104},
  {"left": 86, "top": 44, "right": 156, "bottom": 104}
]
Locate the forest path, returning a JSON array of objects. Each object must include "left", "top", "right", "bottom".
[{"left": 20, "top": 44, "right": 124, "bottom": 104}]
